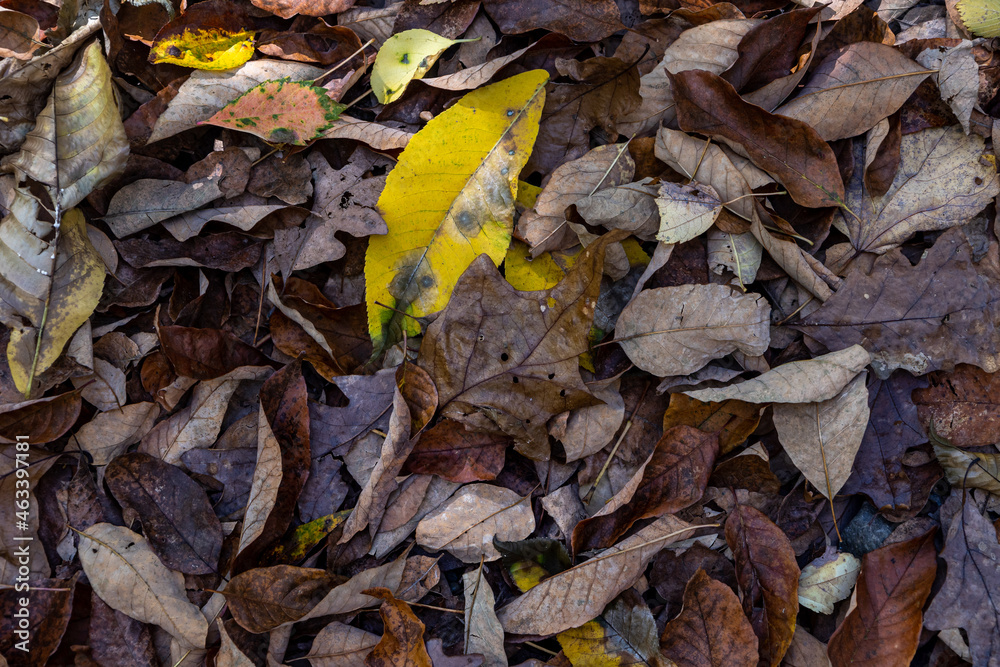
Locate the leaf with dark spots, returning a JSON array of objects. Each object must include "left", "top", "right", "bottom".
[
  {"left": 105, "top": 452, "right": 223, "bottom": 575},
  {"left": 225, "top": 565, "right": 338, "bottom": 633},
  {"left": 795, "top": 228, "right": 1000, "bottom": 377},
  {"left": 159, "top": 325, "right": 274, "bottom": 380},
  {"left": 483, "top": 0, "right": 624, "bottom": 42},
  {"left": 827, "top": 528, "right": 937, "bottom": 667},
  {"left": 418, "top": 231, "right": 626, "bottom": 460},
  {"left": 115, "top": 231, "right": 263, "bottom": 272},
  {"left": 403, "top": 419, "right": 509, "bottom": 483},
  {"left": 0, "top": 390, "right": 80, "bottom": 443},
  {"left": 363, "top": 588, "right": 433, "bottom": 667},
  {"left": 572, "top": 425, "right": 718, "bottom": 553},
  {"left": 725, "top": 505, "right": 800, "bottom": 667},
  {"left": 670, "top": 69, "right": 846, "bottom": 209}
]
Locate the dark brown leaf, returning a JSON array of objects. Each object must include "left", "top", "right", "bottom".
[
  {"left": 226, "top": 565, "right": 337, "bottom": 633},
  {"left": 309, "top": 370, "right": 396, "bottom": 458},
  {"left": 722, "top": 7, "right": 822, "bottom": 93},
  {"left": 483, "top": 0, "right": 623, "bottom": 42},
  {"left": 88, "top": 596, "right": 159, "bottom": 667},
  {"left": 0, "top": 577, "right": 74, "bottom": 665},
  {"left": 116, "top": 232, "right": 263, "bottom": 272},
  {"left": 913, "top": 364, "right": 1000, "bottom": 446},
  {"left": 159, "top": 325, "right": 274, "bottom": 380},
  {"left": 363, "top": 587, "right": 433, "bottom": 667},
  {"left": 403, "top": 419, "right": 508, "bottom": 483},
  {"left": 0, "top": 390, "right": 80, "bottom": 444}
]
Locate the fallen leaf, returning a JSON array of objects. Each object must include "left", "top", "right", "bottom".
[
  {"left": 250, "top": 0, "right": 353, "bottom": 19},
  {"left": 923, "top": 500, "right": 1000, "bottom": 667},
  {"left": 463, "top": 563, "right": 507, "bottom": 667},
  {"left": 575, "top": 179, "right": 660, "bottom": 240},
  {"left": 0, "top": 390, "right": 81, "bottom": 444},
  {"left": 404, "top": 419, "right": 509, "bottom": 483},
  {"left": 772, "top": 373, "right": 870, "bottom": 501},
  {"left": 775, "top": 43, "right": 932, "bottom": 141},
  {"left": 558, "top": 591, "right": 667, "bottom": 667},
  {"left": 684, "top": 345, "right": 870, "bottom": 405},
  {"left": 71, "top": 401, "right": 160, "bottom": 465},
  {"left": 482, "top": 0, "right": 623, "bottom": 42},
  {"left": 103, "top": 175, "right": 224, "bottom": 238},
  {"left": 225, "top": 565, "right": 336, "bottom": 633},
  {"left": 671, "top": 69, "right": 846, "bottom": 209},
  {"left": 929, "top": 427, "right": 1000, "bottom": 495},
  {"left": 305, "top": 621, "right": 380, "bottom": 667},
  {"left": 797, "top": 551, "right": 861, "bottom": 615},
  {"left": 149, "top": 25, "right": 254, "bottom": 71},
  {"left": 827, "top": 529, "right": 937, "bottom": 666},
  {"left": 78, "top": 523, "right": 208, "bottom": 649},
  {"left": 321, "top": 115, "right": 413, "bottom": 150},
  {"left": 572, "top": 425, "right": 718, "bottom": 553},
  {"left": 914, "top": 365, "right": 1000, "bottom": 446},
  {"left": 0, "top": 9, "right": 41, "bottom": 61},
  {"left": 617, "top": 285, "right": 770, "bottom": 377},
  {"left": 661, "top": 393, "right": 761, "bottom": 456},
  {"left": 498, "top": 515, "right": 699, "bottom": 636},
  {"left": 309, "top": 370, "right": 396, "bottom": 457},
  {"left": 300, "top": 549, "right": 410, "bottom": 621},
  {"left": 105, "top": 452, "right": 223, "bottom": 575},
  {"left": 838, "top": 126, "right": 999, "bottom": 254},
  {"left": 725, "top": 505, "right": 800, "bottom": 667},
  {"left": 363, "top": 588, "right": 433, "bottom": 667},
  {"left": 551, "top": 377, "right": 625, "bottom": 462},
  {"left": 372, "top": 29, "right": 470, "bottom": 104},
  {"left": 795, "top": 228, "right": 1000, "bottom": 376},
  {"left": 367, "top": 69, "right": 547, "bottom": 353},
  {"left": 916, "top": 41, "right": 978, "bottom": 134},
  {"left": 660, "top": 569, "right": 759, "bottom": 667},
  {"left": 416, "top": 483, "right": 535, "bottom": 562},
  {"left": 217, "top": 622, "right": 256, "bottom": 667},
  {"left": 88, "top": 596, "right": 159, "bottom": 667}
]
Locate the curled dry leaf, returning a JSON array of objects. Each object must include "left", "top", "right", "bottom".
[
  {"left": 416, "top": 483, "right": 534, "bottom": 562},
  {"left": 463, "top": 564, "right": 507, "bottom": 667},
  {"left": 78, "top": 523, "right": 208, "bottom": 649},
  {"left": 660, "top": 569, "right": 759, "bottom": 667},
  {"left": 362, "top": 588, "right": 433, "bottom": 667},
  {"left": 929, "top": 428, "right": 1000, "bottom": 495},
  {"left": 321, "top": 115, "right": 412, "bottom": 151},
  {"left": 616, "top": 285, "right": 770, "bottom": 377},
  {"left": 498, "top": 515, "right": 699, "bottom": 636},
  {"left": 797, "top": 551, "right": 861, "bottom": 615},
  {"left": 827, "top": 529, "right": 937, "bottom": 667}
]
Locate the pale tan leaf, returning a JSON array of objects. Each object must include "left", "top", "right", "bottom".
[
  {"left": 574, "top": 179, "right": 659, "bottom": 241},
  {"left": 337, "top": 5, "right": 398, "bottom": 48},
  {"left": 517, "top": 144, "right": 634, "bottom": 255},
  {"left": 71, "top": 357, "right": 126, "bottom": 412},
  {"left": 655, "top": 181, "right": 723, "bottom": 245},
  {"left": 148, "top": 60, "right": 324, "bottom": 144},
  {"left": 551, "top": 377, "right": 625, "bottom": 462},
  {"left": 684, "top": 344, "right": 870, "bottom": 404},
  {"left": 305, "top": 621, "right": 379, "bottom": 667},
  {"left": 321, "top": 115, "right": 413, "bottom": 151},
  {"left": 104, "top": 175, "right": 225, "bottom": 239},
  {"left": 464, "top": 564, "right": 507, "bottom": 667},
  {"left": 217, "top": 622, "right": 256, "bottom": 667},
  {"left": 140, "top": 367, "right": 273, "bottom": 465},
  {"left": 497, "top": 515, "right": 698, "bottom": 635},
  {"left": 69, "top": 401, "right": 160, "bottom": 465},
  {"left": 422, "top": 43, "right": 533, "bottom": 91},
  {"left": 841, "top": 126, "right": 1000, "bottom": 254},
  {"left": 79, "top": 523, "right": 208, "bottom": 649},
  {"left": 707, "top": 228, "right": 762, "bottom": 287},
  {"left": 617, "top": 285, "right": 770, "bottom": 377},
  {"left": 416, "top": 483, "right": 535, "bottom": 562},
  {"left": 299, "top": 549, "right": 410, "bottom": 622},
  {"left": 797, "top": 550, "right": 861, "bottom": 614},
  {"left": 775, "top": 42, "right": 932, "bottom": 141},
  {"left": 916, "top": 41, "right": 978, "bottom": 134},
  {"left": 783, "top": 628, "right": 832, "bottom": 667},
  {"left": 2, "top": 41, "right": 128, "bottom": 209},
  {"left": 772, "top": 372, "right": 870, "bottom": 500},
  {"left": 236, "top": 405, "right": 282, "bottom": 557},
  {"left": 750, "top": 214, "right": 835, "bottom": 301},
  {"left": 161, "top": 196, "right": 290, "bottom": 242}
]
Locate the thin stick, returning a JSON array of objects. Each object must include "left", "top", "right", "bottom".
[{"left": 816, "top": 403, "right": 843, "bottom": 543}]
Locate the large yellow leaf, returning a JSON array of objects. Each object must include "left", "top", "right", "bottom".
[
  {"left": 366, "top": 69, "right": 548, "bottom": 354},
  {"left": 0, "top": 192, "right": 105, "bottom": 395},
  {"left": 1, "top": 40, "right": 129, "bottom": 210}
]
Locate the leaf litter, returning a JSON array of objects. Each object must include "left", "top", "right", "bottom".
[{"left": 6, "top": 2, "right": 1000, "bottom": 666}]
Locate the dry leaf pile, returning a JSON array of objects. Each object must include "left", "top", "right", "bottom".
[{"left": 6, "top": 0, "right": 1000, "bottom": 666}]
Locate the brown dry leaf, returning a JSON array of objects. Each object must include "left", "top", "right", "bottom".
[
  {"left": 299, "top": 549, "right": 410, "bottom": 622},
  {"left": 671, "top": 69, "right": 846, "bottom": 209},
  {"left": 684, "top": 345, "right": 870, "bottom": 405},
  {"left": 915, "top": 41, "right": 978, "bottom": 134},
  {"left": 497, "top": 515, "right": 699, "bottom": 636},
  {"left": 217, "top": 622, "right": 255, "bottom": 667},
  {"left": 725, "top": 505, "right": 800, "bottom": 667},
  {"left": 321, "top": 115, "right": 412, "bottom": 151},
  {"left": 0, "top": 9, "right": 41, "bottom": 61},
  {"left": 913, "top": 365, "right": 1000, "bottom": 446},
  {"left": 70, "top": 401, "right": 160, "bottom": 465},
  {"left": 660, "top": 569, "right": 758, "bottom": 667},
  {"left": 362, "top": 588, "right": 433, "bottom": 667},
  {"left": 419, "top": 232, "right": 625, "bottom": 459},
  {"left": 0, "top": 390, "right": 80, "bottom": 444},
  {"left": 249, "top": 0, "right": 353, "bottom": 19},
  {"left": 416, "top": 483, "right": 534, "bottom": 562},
  {"left": 924, "top": 500, "right": 1000, "bottom": 667},
  {"left": 483, "top": 0, "right": 622, "bottom": 42},
  {"left": 929, "top": 429, "right": 1000, "bottom": 495},
  {"left": 550, "top": 377, "right": 625, "bottom": 463},
  {"left": 827, "top": 529, "right": 937, "bottom": 667},
  {"left": 519, "top": 144, "right": 635, "bottom": 255},
  {"left": 403, "top": 419, "right": 509, "bottom": 483},
  {"left": 661, "top": 393, "right": 761, "bottom": 456},
  {"left": 775, "top": 43, "right": 932, "bottom": 141},
  {"left": 749, "top": 210, "right": 836, "bottom": 302},
  {"left": 557, "top": 590, "right": 667, "bottom": 666},
  {"left": 572, "top": 425, "right": 718, "bottom": 553},
  {"left": 795, "top": 228, "right": 1000, "bottom": 376},
  {"left": 574, "top": 179, "right": 660, "bottom": 240},
  {"left": 306, "top": 621, "right": 380, "bottom": 667},
  {"left": 225, "top": 565, "right": 336, "bottom": 633},
  {"left": 616, "top": 285, "right": 770, "bottom": 377},
  {"left": 463, "top": 563, "right": 507, "bottom": 667},
  {"left": 839, "top": 126, "right": 1000, "bottom": 254},
  {"left": 772, "top": 373, "right": 870, "bottom": 501},
  {"left": 655, "top": 181, "right": 723, "bottom": 245},
  {"left": 78, "top": 523, "right": 208, "bottom": 649}
]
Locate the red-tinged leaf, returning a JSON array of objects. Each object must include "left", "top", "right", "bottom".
[
  {"left": 661, "top": 569, "right": 758, "bottom": 667},
  {"left": 403, "top": 419, "right": 509, "bottom": 483},
  {"left": 225, "top": 565, "right": 337, "bottom": 633},
  {"left": 913, "top": 364, "right": 1000, "bottom": 446},
  {"left": 572, "top": 425, "right": 719, "bottom": 553},
  {"left": 0, "top": 390, "right": 80, "bottom": 443},
  {"left": 362, "top": 587, "right": 433, "bottom": 667},
  {"left": 725, "top": 505, "right": 800, "bottom": 667},
  {"left": 203, "top": 79, "right": 345, "bottom": 146},
  {"left": 828, "top": 529, "right": 937, "bottom": 667},
  {"left": 159, "top": 325, "right": 275, "bottom": 380},
  {"left": 670, "top": 69, "right": 845, "bottom": 209}
]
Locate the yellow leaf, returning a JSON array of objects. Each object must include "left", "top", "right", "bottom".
[
  {"left": 2, "top": 201, "right": 105, "bottom": 395},
  {"left": 504, "top": 240, "right": 581, "bottom": 292},
  {"left": 366, "top": 70, "right": 548, "bottom": 353},
  {"left": 150, "top": 28, "right": 255, "bottom": 71},
  {"left": 516, "top": 180, "right": 542, "bottom": 209},
  {"left": 371, "top": 29, "right": 473, "bottom": 103}
]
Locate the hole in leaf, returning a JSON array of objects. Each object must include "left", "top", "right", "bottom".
[{"left": 501, "top": 353, "right": 509, "bottom": 362}]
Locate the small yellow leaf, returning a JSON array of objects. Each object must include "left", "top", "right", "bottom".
[
  {"left": 366, "top": 69, "right": 548, "bottom": 353},
  {"left": 504, "top": 240, "right": 581, "bottom": 292},
  {"left": 150, "top": 28, "right": 255, "bottom": 71},
  {"left": 371, "top": 29, "right": 472, "bottom": 103}
]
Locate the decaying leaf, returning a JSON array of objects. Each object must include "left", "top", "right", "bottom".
[
  {"left": 225, "top": 565, "right": 336, "bottom": 633},
  {"left": 913, "top": 364, "right": 1000, "bottom": 446},
  {"left": 558, "top": 591, "right": 667, "bottom": 666},
  {"left": 930, "top": 428, "right": 1000, "bottom": 495},
  {"left": 367, "top": 69, "right": 547, "bottom": 353},
  {"left": 150, "top": 27, "right": 255, "bottom": 70},
  {"left": 797, "top": 551, "right": 861, "bottom": 615},
  {"left": 362, "top": 588, "right": 433, "bottom": 667}
]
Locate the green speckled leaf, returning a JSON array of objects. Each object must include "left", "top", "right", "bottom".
[{"left": 202, "top": 79, "right": 344, "bottom": 146}]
